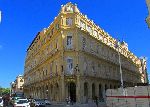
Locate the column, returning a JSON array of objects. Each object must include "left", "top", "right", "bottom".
[
  {"left": 61, "top": 76, "right": 65, "bottom": 101},
  {"left": 76, "top": 75, "right": 81, "bottom": 103},
  {"left": 88, "top": 82, "right": 92, "bottom": 103}
]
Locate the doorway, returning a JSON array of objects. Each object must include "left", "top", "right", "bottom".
[{"left": 68, "top": 82, "right": 76, "bottom": 102}]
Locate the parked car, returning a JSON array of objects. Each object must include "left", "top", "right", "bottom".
[
  {"left": 0, "top": 97, "right": 3, "bottom": 107},
  {"left": 34, "top": 99, "right": 45, "bottom": 107},
  {"left": 11, "top": 97, "right": 22, "bottom": 103},
  {"left": 14, "top": 98, "right": 30, "bottom": 107},
  {"left": 34, "top": 99, "right": 51, "bottom": 107},
  {"left": 44, "top": 99, "right": 51, "bottom": 105}
]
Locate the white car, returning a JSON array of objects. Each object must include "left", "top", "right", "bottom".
[
  {"left": 14, "top": 98, "right": 30, "bottom": 107},
  {"left": 0, "top": 97, "right": 3, "bottom": 107}
]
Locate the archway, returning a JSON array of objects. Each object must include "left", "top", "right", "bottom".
[
  {"left": 68, "top": 82, "right": 76, "bottom": 102},
  {"left": 84, "top": 82, "right": 88, "bottom": 103},
  {"left": 55, "top": 83, "right": 59, "bottom": 101},
  {"left": 92, "top": 83, "right": 95, "bottom": 99},
  {"left": 99, "top": 84, "right": 103, "bottom": 102}
]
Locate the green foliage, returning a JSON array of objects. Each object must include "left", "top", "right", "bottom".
[{"left": 0, "top": 86, "right": 10, "bottom": 96}]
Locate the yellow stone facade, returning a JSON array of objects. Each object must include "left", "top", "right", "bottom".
[
  {"left": 10, "top": 75, "right": 24, "bottom": 95},
  {"left": 146, "top": 0, "right": 150, "bottom": 28},
  {"left": 24, "top": 2, "right": 147, "bottom": 103}
]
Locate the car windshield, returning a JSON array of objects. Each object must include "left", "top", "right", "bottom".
[{"left": 17, "top": 100, "right": 28, "bottom": 104}]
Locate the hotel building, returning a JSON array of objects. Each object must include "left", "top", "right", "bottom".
[{"left": 24, "top": 2, "right": 148, "bottom": 103}]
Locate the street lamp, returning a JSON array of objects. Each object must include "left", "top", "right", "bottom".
[{"left": 116, "top": 40, "right": 125, "bottom": 95}]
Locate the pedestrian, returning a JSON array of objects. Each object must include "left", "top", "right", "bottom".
[
  {"left": 29, "top": 99, "right": 35, "bottom": 107},
  {"left": 95, "top": 96, "right": 98, "bottom": 107},
  {"left": 66, "top": 97, "right": 69, "bottom": 104}
]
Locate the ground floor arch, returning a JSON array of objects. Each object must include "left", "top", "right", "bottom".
[{"left": 67, "top": 82, "right": 76, "bottom": 102}]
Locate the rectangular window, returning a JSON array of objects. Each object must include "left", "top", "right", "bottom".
[
  {"left": 87, "top": 26, "right": 92, "bottom": 34},
  {"left": 82, "top": 37, "right": 86, "bottom": 50},
  {"left": 66, "top": 18, "right": 73, "bottom": 26},
  {"left": 67, "top": 36, "right": 72, "bottom": 49},
  {"left": 51, "top": 28, "right": 54, "bottom": 36},
  {"left": 94, "top": 30, "right": 97, "bottom": 37},
  {"left": 55, "top": 39, "right": 58, "bottom": 49},
  {"left": 55, "top": 24, "right": 59, "bottom": 29},
  {"left": 50, "top": 62, "right": 53, "bottom": 77},
  {"left": 55, "top": 62, "right": 58, "bottom": 76},
  {"left": 80, "top": 20, "right": 86, "bottom": 29},
  {"left": 67, "top": 58, "right": 73, "bottom": 74}
]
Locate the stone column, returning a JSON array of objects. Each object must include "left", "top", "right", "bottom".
[
  {"left": 61, "top": 76, "right": 65, "bottom": 102},
  {"left": 76, "top": 75, "right": 81, "bottom": 103},
  {"left": 88, "top": 82, "right": 92, "bottom": 103}
]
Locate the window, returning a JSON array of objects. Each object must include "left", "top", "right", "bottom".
[
  {"left": 82, "top": 37, "right": 86, "bottom": 50},
  {"left": 55, "top": 39, "right": 58, "bottom": 49},
  {"left": 66, "top": 57, "right": 73, "bottom": 74},
  {"left": 80, "top": 20, "right": 86, "bottom": 29},
  {"left": 55, "top": 24, "right": 59, "bottom": 29},
  {"left": 90, "top": 41, "right": 94, "bottom": 53},
  {"left": 98, "top": 64, "right": 101, "bottom": 74},
  {"left": 87, "top": 26, "right": 92, "bottom": 34},
  {"left": 56, "top": 62, "right": 58, "bottom": 76},
  {"left": 51, "top": 28, "right": 54, "bottom": 36},
  {"left": 104, "top": 38, "right": 107, "bottom": 43},
  {"left": 92, "top": 62, "right": 95, "bottom": 73},
  {"left": 83, "top": 59, "right": 88, "bottom": 74},
  {"left": 45, "top": 69, "right": 47, "bottom": 75},
  {"left": 65, "top": 5, "right": 74, "bottom": 12},
  {"left": 67, "top": 34, "right": 73, "bottom": 49},
  {"left": 66, "top": 18, "right": 73, "bottom": 26},
  {"left": 96, "top": 45, "right": 99, "bottom": 54},
  {"left": 20, "top": 79, "right": 23, "bottom": 82},
  {"left": 94, "top": 30, "right": 98, "bottom": 37},
  {"left": 50, "top": 62, "right": 53, "bottom": 77}
]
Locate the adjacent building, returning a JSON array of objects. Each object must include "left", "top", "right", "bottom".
[
  {"left": 146, "top": 0, "right": 150, "bottom": 28},
  {"left": 10, "top": 75, "right": 24, "bottom": 97},
  {"left": 24, "top": 2, "right": 148, "bottom": 103}
]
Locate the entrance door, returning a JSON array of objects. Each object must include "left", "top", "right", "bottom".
[{"left": 68, "top": 82, "right": 76, "bottom": 102}]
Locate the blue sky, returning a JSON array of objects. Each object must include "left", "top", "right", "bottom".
[{"left": 0, "top": 0, "right": 150, "bottom": 88}]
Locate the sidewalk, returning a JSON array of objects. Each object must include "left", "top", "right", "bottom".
[{"left": 48, "top": 101, "right": 107, "bottom": 107}]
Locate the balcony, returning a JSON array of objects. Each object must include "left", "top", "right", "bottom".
[{"left": 146, "top": 16, "right": 150, "bottom": 28}]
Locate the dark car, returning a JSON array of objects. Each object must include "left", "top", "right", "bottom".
[{"left": 34, "top": 99, "right": 51, "bottom": 107}]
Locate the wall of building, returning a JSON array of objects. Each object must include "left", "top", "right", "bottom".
[{"left": 24, "top": 2, "right": 147, "bottom": 103}]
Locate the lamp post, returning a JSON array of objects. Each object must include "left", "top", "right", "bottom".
[{"left": 116, "top": 41, "right": 125, "bottom": 95}]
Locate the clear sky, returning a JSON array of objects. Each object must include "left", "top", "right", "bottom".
[{"left": 0, "top": 0, "right": 150, "bottom": 88}]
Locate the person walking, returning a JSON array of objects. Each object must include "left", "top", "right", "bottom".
[{"left": 95, "top": 96, "right": 98, "bottom": 107}]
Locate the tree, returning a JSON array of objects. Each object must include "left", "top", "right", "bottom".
[
  {"left": 0, "top": 86, "right": 10, "bottom": 96},
  {"left": 2, "top": 88, "right": 10, "bottom": 95},
  {"left": 0, "top": 86, "right": 2, "bottom": 96}
]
